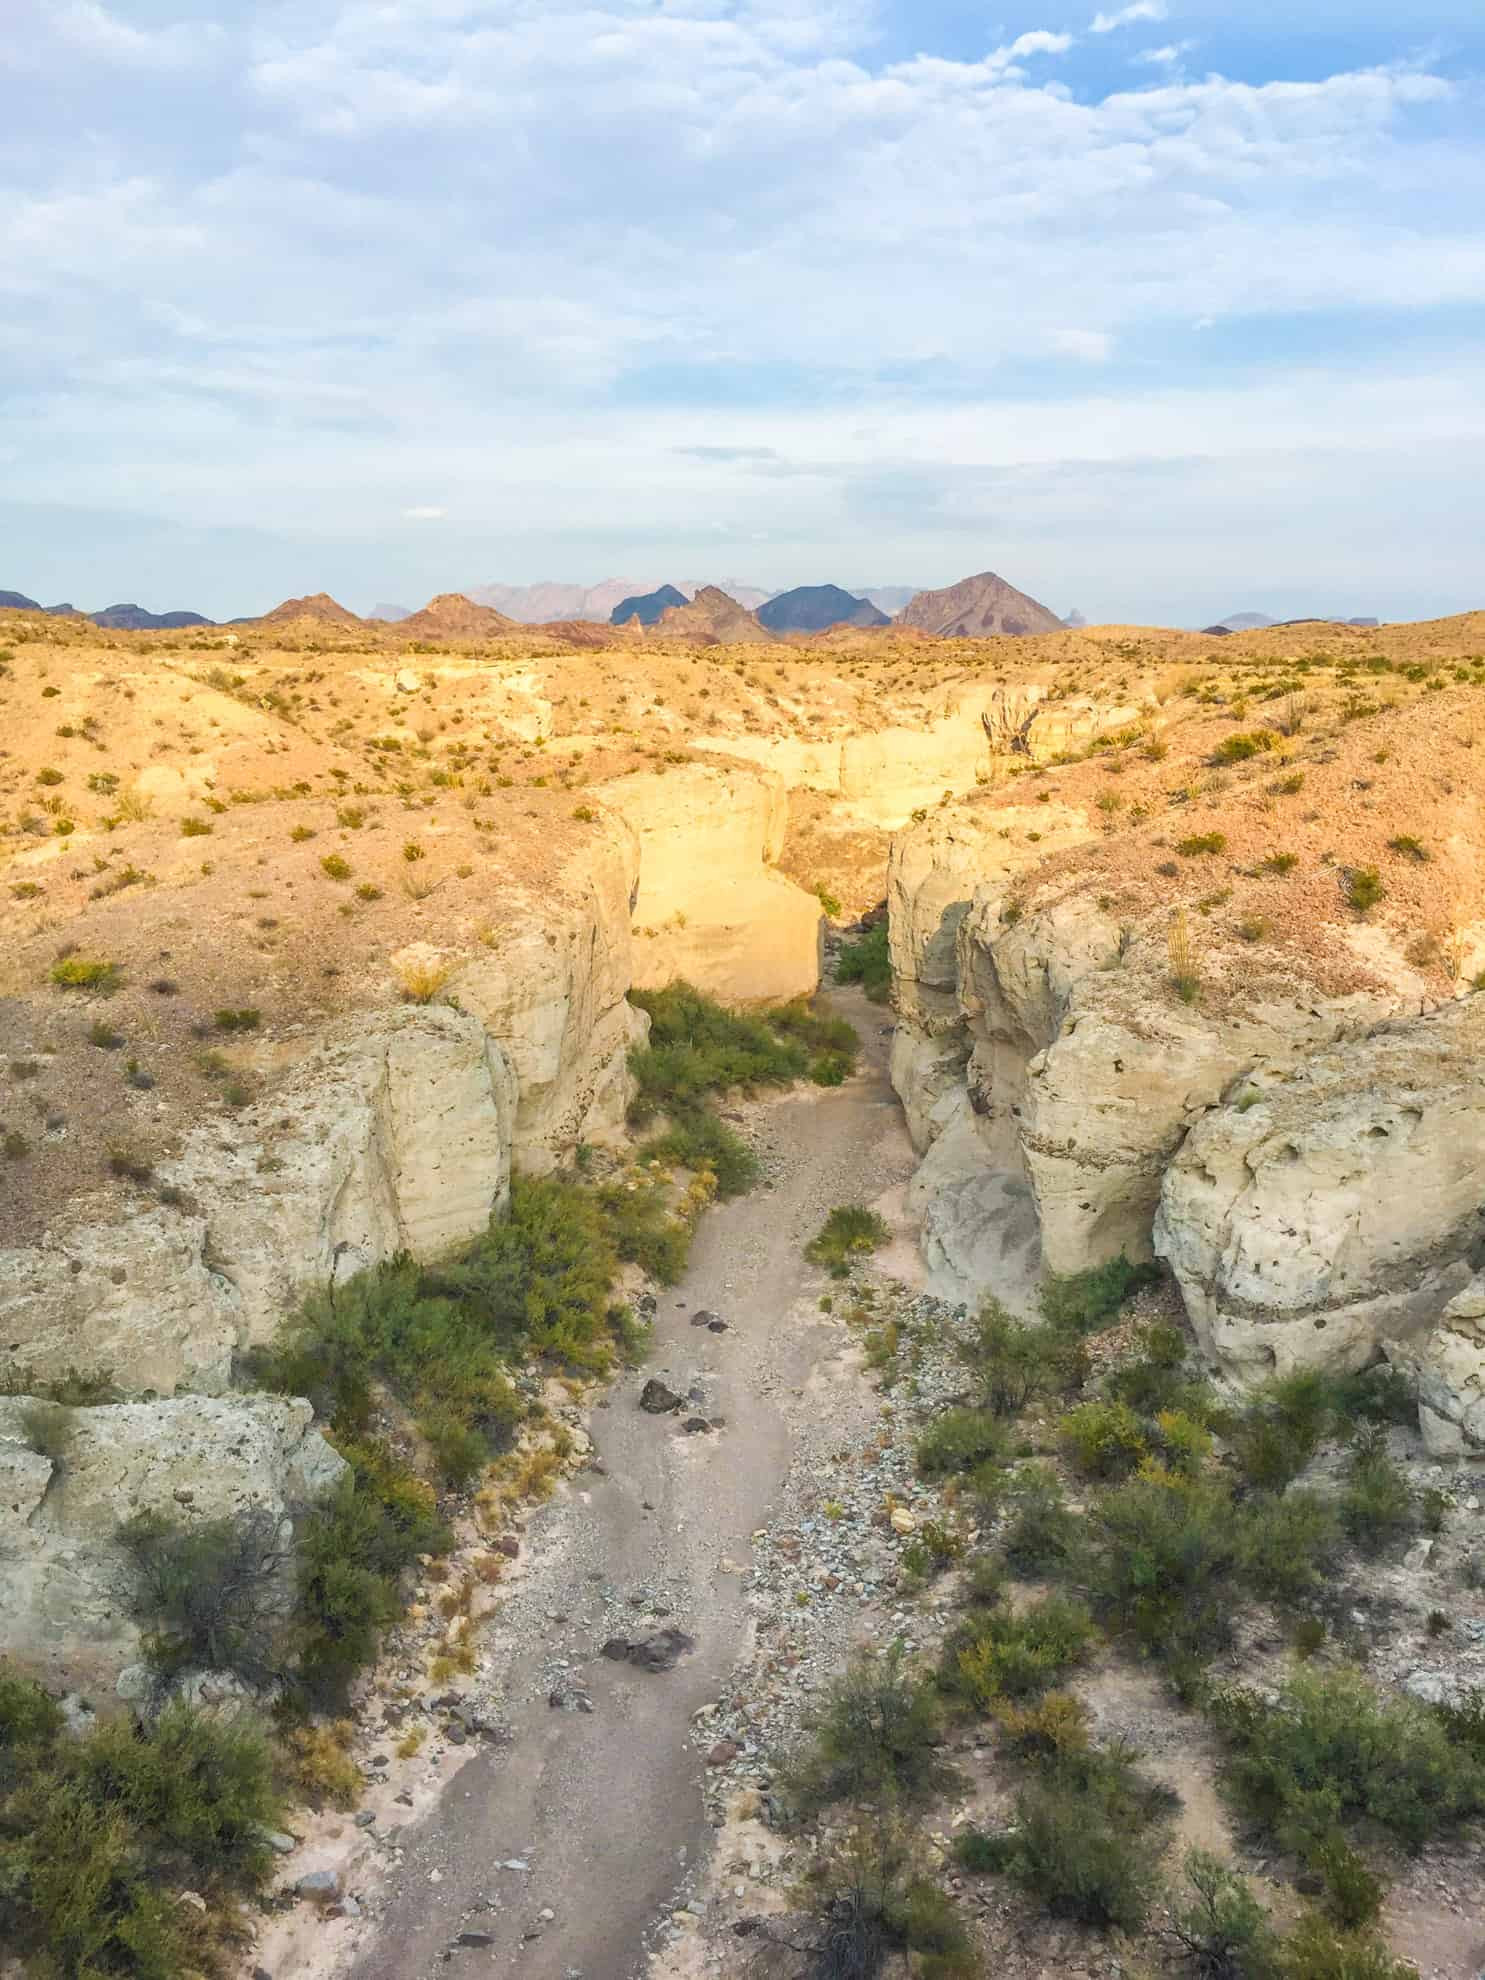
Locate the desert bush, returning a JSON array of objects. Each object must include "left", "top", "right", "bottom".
[
  {"left": 1058, "top": 1399, "right": 1148, "bottom": 1479},
  {"left": 995, "top": 1689, "right": 1091, "bottom": 1763},
  {"left": 280, "top": 1720, "right": 363, "bottom": 1810},
  {"left": 1213, "top": 731, "right": 1277, "bottom": 763},
  {"left": 1001, "top": 1464, "right": 1082, "bottom": 1576},
  {"left": 1001, "top": 1744, "right": 1171, "bottom": 1930},
  {"left": 1209, "top": 1667, "right": 1485, "bottom": 1853},
  {"left": 916, "top": 1407, "right": 1009, "bottom": 1480},
  {"left": 1089, "top": 1465, "right": 1244, "bottom": 1660},
  {"left": 803, "top": 1826, "right": 974, "bottom": 1980},
  {"left": 639, "top": 1108, "right": 757, "bottom": 1196},
  {"left": 320, "top": 853, "right": 352, "bottom": 881},
  {"left": 0, "top": 1678, "right": 282, "bottom": 1979},
  {"left": 393, "top": 955, "right": 455, "bottom": 1003},
  {"left": 119, "top": 1506, "right": 291, "bottom": 1688},
  {"left": 1342, "top": 867, "right": 1384, "bottom": 916},
  {"left": 1337, "top": 1430, "right": 1416, "bottom": 1547},
  {"left": 50, "top": 956, "right": 121, "bottom": 993},
  {"left": 835, "top": 921, "right": 891, "bottom": 1002},
  {"left": 596, "top": 1176, "right": 693, "bottom": 1282},
  {"left": 1275, "top": 1914, "right": 1418, "bottom": 1980},
  {"left": 213, "top": 1006, "right": 261, "bottom": 1033},
  {"left": 792, "top": 1644, "right": 959, "bottom": 1812},
  {"left": 1237, "top": 1490, "right": 1344, "bottom": 1601},
  {"left": 964, "top": 1300, "right": 1088, "bottom": 1416},
  {"left": 1039, "top": 1254, "right": 1159, "bottom": 1334},
  {"left": 950, "top": 1593, "right": 1096, "bottom": 1706},
  {"left": 1166, "top": 1849, "right": 1280, "bottom": 1980},
  {"left": 1177, "top": 832, "right": 1227, "bottom": 856},
  {"left": 806, "top": 1204, "right": 889, "bottom": 1277},
  {"left": 1227, "top": 1368, "right": 1341, "bottom": 1490},
  {"left": 1385, "top": 835, "right": 1429, "bottom": 862},
  {"left": 1168, "top": 908, "right": 1202, "bottom": 1002}
]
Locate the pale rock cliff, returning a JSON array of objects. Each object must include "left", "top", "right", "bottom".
[
  {"left": 0, "top": 1393, "right": 345, "bottom": 1693},
  {"left": 1155, "top": 998, "right": 1485, "bottom": 1379},
  {"left": 0, "top": 1005, "right": 515, "bottom": 1395},
  {"left": 1387, "top": 1275, "right": 1485, "bottom": 1458},
  {"left": 600, "top": 761, "right": 822, "bottom": 1001}
]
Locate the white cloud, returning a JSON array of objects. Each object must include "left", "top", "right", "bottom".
[
  {"left": 50, "top": 2, "right": 220, "bottom": 71},
  {"left": 1134, "top": 41, "right": 1196, "bottom": 66},
  {"left": 1091, "top": 1, "right": 1167, "bottom": 31},
  {"left": 1052, "top": 328, "right": 1113, "bottom": 362},
  {"left": 0, "top": 0, "right": 1479, "bottom": 615}
]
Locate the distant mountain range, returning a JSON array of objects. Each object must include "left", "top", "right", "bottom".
[
  {"left": 0, "top": 589, "right": 211, "bottom": 629},
  {"left": 1204, "top": 610, "right": 1381, "bottom": 635},
  {"left": 469, "top": 578, "right": 774, "bottom": 623}
]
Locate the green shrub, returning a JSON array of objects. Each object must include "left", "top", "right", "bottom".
[
  {"left": 1228, "top": 1368, "right": 1341, "bottom": 1490},
  {"left": 1343, "top": 867, "right": 1384, "bottom": 916},
  {"left": 1039, "top": 1255, "right": 1159, "bottom": 1334},
  {"left": 50, "top": 957, "right": 121, "bottom": 993},
  {"left": 916, "top": 1407, "right": 1008, "bottom": 1480},
  {"left": 1275, "top": 1914, "right": 1419, "bottom": 1980},
  {"left": 20, "top": 1400, "right": 74, "bottom": 1465},
  {"left": 1001, "top": 1746, "right": 1170, "bottom": 1930},
  {"left": 1210, "top": 1667, "right": 1485, "bottom": 1853},
  {"left": 1168, "top": 1849, "right": 1281, "bottom": 1980},
  {"left": 320, "top": 853, "right": 352, "bottom": 881},
  {"left": 1337, "top": 1430, "right": 1416, "bottom": 1548},
  {"left": 1386, "top": 835, "right": 1429, "bottom": 863},
  {"left": 1177, "top": 832, "right": 1228, "bottom": 857},
  {"left": 1214, "top": 731, "right": 1277, "bottom": 763},
  {"left": 792, "top": 1644, "right": 959, "bottom": 1812},
  {"left": 0, "top": 1681, "right": 281, "bottom": 1978},
  {"left": 639, "top": 1109, "right": 757, "bottom": 1196},
  {"left": 1238, "top": 1490, "right": 1344, "bottom": 1601},
  {"left": 597, "top": 1177, "right": 693, "bottom": 1281},
  {"left": 806, "top": 1204, "right": 889, "bottom": 1277},
  {"left": 952, "top": 1827, "right": 1013, "bottom": 1873},
  {"left": 950, "top": 1593, "right": 1095, "bottom": 1705},
  {"left": 1089, "top": 1466, "right": 1244, "bottom": 1660},
  {"left": 835, "top": 921, "right": 891, "bottom": 1002},
  {"left": 1001, "top": 1465, "right": 1081, "bottom": 1577},
  {"left": 119, "top": 1506, "right": 290, "bottom": 1688},
  {"left": 1058, "top": 1399, "right": 1148, "bottom": 1479},
  {"left": 213, "top": 1007, "right": 261, "bottom": 1032},
  {"left": 964, "top": 1300, "right": 1088, "bottom": 1416}
]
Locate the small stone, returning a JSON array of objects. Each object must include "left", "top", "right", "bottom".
[
  {"left": 264, "top": 1830, "right": 297, "bottom": 1855},
  {"left": 495, "top": 1535, "right": 521, "bottom": 1559},
  {"left": 339, "top": 1896, "right": 363, "bottom": 1919},
  {"left": 639, "top": 1379, "right": 684, "bottom": 1415},
  {"left": 537, "top": 1907, "right": 556, "bottom": 1923},
  {"left": 707, "top": 1740, "right": 742, "bottom": 1767},
  {"left": 447, "top": 1724, "right": 468, "bottom": 1745},
  {"left": 501, "top": 1859, "right": 530, "bottom": 1871},
  {"left": 355, "top": 1811, "right": 376, "bottom": 1828},
  {"left": 682, "top": 1417, "right": 711, "bottom": 1435},
  {"left": 600, "top": 1638, "right": 632, "bottom": 1661},
  {"left": 889, "top": 1507, "right": 917, "bottom": 1536},
  {"left": 295, "top": 1870, "right": 343, "bottom": 1905},
  {"left": 456, "top": 1932, "right": 495, "bottom": 1948}
]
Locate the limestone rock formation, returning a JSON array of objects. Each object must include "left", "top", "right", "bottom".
[
  {"left": 0, "top": 1005, "right": 517, "bottom": 1395},
  {"left": 601, "top": 762, "right": 822, "bottom": 1001},
  {"left": 0, "top": 1393, "right": 345, "bottom": 1693},
  {"left": 1387, "top": 1276, "right": 1485, "bottom": 1457},
  {"left": 1155, "top": 998, "right": 1485, "bottom": 1379}
]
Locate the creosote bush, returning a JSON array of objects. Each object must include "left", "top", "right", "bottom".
[
  {"left": 792, "top": 1644, "right": 959, "bottom": 1813},
  {"left": 120, "top": 1506, "right": 291, "bottom": 1689}
]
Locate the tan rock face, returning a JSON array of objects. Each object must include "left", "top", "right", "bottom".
[
  {"left": 0, "top": 1005, "right": 516, "bottom": 1394},
  {"left": 1388, "top": 1277, "right": 1485, "bottom": 1457},
  {"left": 0, "top": 1392, "right": 345, "bottom": 1693},
  {"left": 601, "top": 762, "right": 821, "bottom": 1002},
  {"left": 454, "top": 822, "right": 644, "bottom": 1166},
  {"left": 1155, "top": 999, "right": 1485, "bottom": 1379}
]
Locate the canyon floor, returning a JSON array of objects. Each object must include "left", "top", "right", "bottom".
[{"left": 286, "top": 989, "right": 919, "bottom": 1980}]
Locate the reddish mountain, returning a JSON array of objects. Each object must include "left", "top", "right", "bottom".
[
  {"left": 652, "top": 586, "right": 770, "bottom": 645},
  {"left": 395, "top": 593, "right": 519, "bottom": 639},
  {"left": 897, "top": 571, "right": 1061, "bottom": 638},
  {"left": 257, "top": 592, "right": 363, "bottom": 627}
]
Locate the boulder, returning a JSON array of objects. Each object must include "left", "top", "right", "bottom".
[
  {"left": 0, "top": 1392, "right": 346, "bottom": 1693},
  {"left": 1386, "top": 1275, "right": 1485, "bottom": 1457},
  {"left": 1156, "top": 999, "right": 1485, "bottom": 1379}
]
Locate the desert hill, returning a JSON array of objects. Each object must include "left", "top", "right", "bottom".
[
  {"left": 256, "top": 592, "right": 363, "bottom": 627},
  {"left": 652, "top": 585, "right": 770, "bottom": 644},
  {"left": 611, "top": 583, "right": 688, "bottom": 627},
  {"left": 395, "top": 592, "right": 519, "bottom": 639},
  {"left": 756, "top": 584, "right": 888, "bottom": 633},
  {"left": 898, "top": 568, "right": 1063, "bottom": 637}
]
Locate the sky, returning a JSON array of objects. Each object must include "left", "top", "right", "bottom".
[{"left": 2, "top": 0, "right": 1483, "bottom": 626}]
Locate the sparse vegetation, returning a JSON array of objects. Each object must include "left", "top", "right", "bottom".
[
  {"left": 806, "top": 1204, "right": 890, "bottom": 1278},
  {"left": 50, "top": 957, "right": 121, "bottom": 993},
  {"left": 835, "top": 920, "right": 891, "bottom": 1002}
]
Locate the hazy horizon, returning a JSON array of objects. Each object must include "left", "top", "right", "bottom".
[{"left": 5, "top": 1, "right": 1483, "bottom": 625}]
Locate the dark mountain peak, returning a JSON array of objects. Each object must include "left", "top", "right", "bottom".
[
  {"left": 611, "top": 583, "right": 688, "bottom": 627},
  {"left": 756, "top": 584, "right": 889, "bottom": 633}
]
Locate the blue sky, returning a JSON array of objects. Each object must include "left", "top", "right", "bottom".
[{"left": 2, "top": 1, "right": 1483, "bottom": 625}]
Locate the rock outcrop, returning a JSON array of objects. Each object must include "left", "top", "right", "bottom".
[
  {"left": 1388, "top": 1276, "right": 1485, "bottom": 1458},
  {"left": 1155, "top": 998, "right": 1485, "bottom": 1379},
  {"left": 601, "top": 762, "right": 822, "bottom": 1001},
  {"left": 0, "top": 1393, "right": 345, "bottom": 1693},
  {"left": 0, "top": 1005, "right": 517, "bottom": 1395}
]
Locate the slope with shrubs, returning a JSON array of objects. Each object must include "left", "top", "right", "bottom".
[{"left": 776, "top": 1257, "right": 1482, "bottom": 1978}]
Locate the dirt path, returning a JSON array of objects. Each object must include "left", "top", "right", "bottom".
[{"left": 348, "top": 990, "right": 915, "bottom": 1980}]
